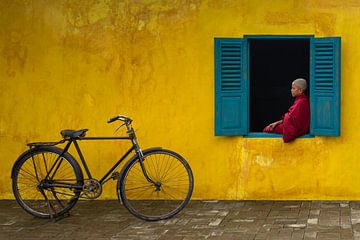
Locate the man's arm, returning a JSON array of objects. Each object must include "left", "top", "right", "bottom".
[
  {"left": 281, "top": 98, "right": 310, "bottom": 142},
  {"left": 264, "top": 120, "right": 282, "bottom": 132}
]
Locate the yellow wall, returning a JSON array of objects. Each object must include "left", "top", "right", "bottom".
[{"left": 1, "top": 0, "right": 360, "bottom": 200}]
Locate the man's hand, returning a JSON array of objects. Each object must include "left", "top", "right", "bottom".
[{"left": 264, "top": 120, "right": 282, "bottom": 132}]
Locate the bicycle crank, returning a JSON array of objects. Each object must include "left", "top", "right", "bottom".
[{"left": 82, "top": 179, "right": 102, "bottom": 199}]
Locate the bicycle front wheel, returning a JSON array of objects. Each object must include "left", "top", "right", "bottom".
[
  {"left": 12, "top": 146, "right": 83, "bottom": 218},
  {"left": 118, "top": 149, "right": 194, "bottom": 221}
]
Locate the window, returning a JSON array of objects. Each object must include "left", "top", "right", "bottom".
[{"left": 214, "top": 35, "right": 341, "bottom": 137}]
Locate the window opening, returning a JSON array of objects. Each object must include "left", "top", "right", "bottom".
[{"left": 249, "top": 39, "right": 310, "bottom": 132}]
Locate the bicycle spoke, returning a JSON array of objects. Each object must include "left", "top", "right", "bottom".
[
  {"left": 42, "top": 153, "right": 48, "bottom": 174},
  {"left": 31, "top": 155, "right": 40, "bottom": 182},
  {"left": 125, "top": 184, "right": 154, "bottom": 191}
]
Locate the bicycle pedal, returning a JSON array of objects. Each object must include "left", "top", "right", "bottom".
[{"left": 111, "top": 172, "right": 120, "bottom": 180}]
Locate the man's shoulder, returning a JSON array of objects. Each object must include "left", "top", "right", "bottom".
[{"left": 296, "top": 95, "right": 309, "bottom": 103}]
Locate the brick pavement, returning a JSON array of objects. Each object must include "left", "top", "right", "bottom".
[{"left": 1, "top": 200, "right": 360, "bottom": 239}]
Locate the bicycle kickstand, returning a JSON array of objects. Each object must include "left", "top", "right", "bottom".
[{"left": 39, "top": 189, "right": 70, "bottom": 222}]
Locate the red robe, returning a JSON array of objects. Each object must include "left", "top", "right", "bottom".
[{"left": 263, "top": 94, "right": 310, "bottom": 142}]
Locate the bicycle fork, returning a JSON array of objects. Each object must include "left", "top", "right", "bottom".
[
  {"left": 130, "top": 131, "right": 158, "bottom": 187},
  {"left": 137, "top": 151, "right": 161, "bottom": 190}
]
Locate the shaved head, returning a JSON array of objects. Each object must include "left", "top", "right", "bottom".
[{"left": 292, "top": 78, "right": 307, "bottom": 91}]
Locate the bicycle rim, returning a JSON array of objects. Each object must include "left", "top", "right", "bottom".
[{"left": 120, "top": 150, "right": 193, "bottom": 221}]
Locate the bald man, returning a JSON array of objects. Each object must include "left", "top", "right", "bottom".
[{"left": 263, "top": 78, "right": 310, "bottom": 143}]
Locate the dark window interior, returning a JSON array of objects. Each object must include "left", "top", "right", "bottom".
[{"left": 249, "top": 39, "right": 310, "bottom": 132}]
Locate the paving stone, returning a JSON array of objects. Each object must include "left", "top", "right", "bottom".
[
  {"left": 304, "top": 231, "right": 317, "bottom": 238},
  {"left": 353, "top": 223, "right": 360, "bottom": 231},
  {"left": 291, "top": 229, "right": 304, "bottom": 239},
  {"left": 320, "top": 202, "right": 339, "bottom": 209},
  {"left": 309, "top": 209, "right": 320, "bottom": 215},
  {"left": 254, "top": 233, "right": 267, "bottom": 239},
  {"left": 316, "top": 231, "right": 340, "bottom": 239},
  {"left": 319, "top": 218, "right": 340, "bottom": 226},
  {"left": 209, "top": 218, "right": 223, "bottom": 226},
  {"left": 285, "top": 223, "right": 306, "bottom": 228}
]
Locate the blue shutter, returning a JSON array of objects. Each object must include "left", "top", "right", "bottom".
[
  {"left": 215, "top": 38, "right": 248, "bottom": 136},
  {"left": 310, "top": 37, "right": 341, "bottom": 136}
]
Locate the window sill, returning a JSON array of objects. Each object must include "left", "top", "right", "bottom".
[{"left": 245, "top": 132, "right": 314, "bottom": 138}]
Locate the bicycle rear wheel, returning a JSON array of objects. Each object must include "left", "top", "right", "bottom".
[
  {"left": 118, "top": 149, "right": 194, "bottom": 221},
  {"left": 12, "top": 146, "right": 83, "bottom": 218}
]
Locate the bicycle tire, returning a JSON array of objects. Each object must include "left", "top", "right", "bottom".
[
  {"left": 12, "top": 146, "right": 83, "bottom": 219},
  {"left": 118, "top": 148, "right": 194, "bottom": 221}
]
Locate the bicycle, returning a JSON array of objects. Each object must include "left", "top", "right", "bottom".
[{"left": 11, "top": 115, "right": 194, "bottom": 221}]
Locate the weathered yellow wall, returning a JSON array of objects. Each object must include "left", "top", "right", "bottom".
[{"left": 1, "top": 0, "right": 360, "bottom": 200}]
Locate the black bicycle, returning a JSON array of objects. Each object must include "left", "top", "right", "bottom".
[{"left": 11, "top": 115, "right": 194, "bottom": 221}]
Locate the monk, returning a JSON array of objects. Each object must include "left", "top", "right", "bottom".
[{"left": 263, "top": 78, "right": 310, "bottom": 143}]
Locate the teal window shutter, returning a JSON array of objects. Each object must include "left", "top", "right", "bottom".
[
  {"left": 214, "top": 38, "right": 248, "bottom": 136},
  {"left": 310, "top": 37, "right": 341, "bottom": 136}
]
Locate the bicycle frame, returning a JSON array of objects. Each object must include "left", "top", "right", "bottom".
[
  {"left": 71, "top": 137, "right": 134, "bottom": 183},
  {"left": 43, "top": 128, "right": 156, "bottom": 191}
]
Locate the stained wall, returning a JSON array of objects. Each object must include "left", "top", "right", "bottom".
[{"left": 1, "top": 0, "right": 360, "bottom": 199}]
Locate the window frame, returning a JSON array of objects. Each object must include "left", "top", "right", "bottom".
[
  {"left": 245, "top": 35, "right": 313, "bottom": 138},
  {"left": 214, "top": 35, "right": 341, "bottom": 138}
]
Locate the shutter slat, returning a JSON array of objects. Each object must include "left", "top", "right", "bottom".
[
  {"left": 222, "top": 69, "right": 241, "bottom": 72},
  {"left": 222, "top": 74, "right": 241, "bottom": 77},
  {"left": 315, "top": 73, "right": 334, "bottom": 77},
  {"left": 221, "top": 61, "right": 241, "bottom": 65},
  {"left": 315, "top": 47, "right": 333, "bottom": 50},
  {"left": 315, "top": 69, "right": 333, "bottom": 72},
  {"left": 315, "top": 56, "right": 333, "bottom": 60},
  {"left": 315, "top": 60, "right": 332, "bottom": 63},
  {"left": 222, "top": 57, "right": 241, "bottom": 60}
]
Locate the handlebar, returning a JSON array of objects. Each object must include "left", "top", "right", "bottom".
[{"left": 107, "top": 115, "right": 133, "bottom": 124}]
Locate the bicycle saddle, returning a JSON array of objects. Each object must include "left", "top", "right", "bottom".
[{"left": 60, "top": 129, "right": 88, "bottom": 138}]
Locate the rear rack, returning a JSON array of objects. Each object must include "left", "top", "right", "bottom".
[{"left": 27, "top": 140, "right": 66, "bottom": 148}]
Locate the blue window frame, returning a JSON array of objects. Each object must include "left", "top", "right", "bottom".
[{"left": 214, "top": 35, "right": 341, "bottom": 137}]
